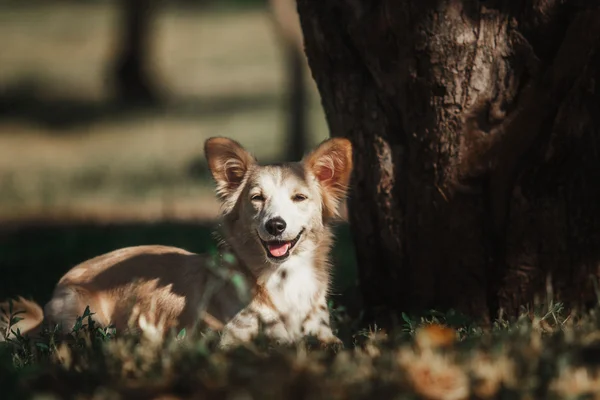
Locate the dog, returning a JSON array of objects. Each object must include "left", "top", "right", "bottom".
[{"left": 0, "top": 136, "right": 353, "bottom": 348}]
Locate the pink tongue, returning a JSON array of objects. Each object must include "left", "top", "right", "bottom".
[{"left": 268, "top": 242, "right": 291, "bottom": 257}]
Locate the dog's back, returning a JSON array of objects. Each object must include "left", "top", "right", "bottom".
[
  {"left": 51, "top": 245, "right": 249, "bottom": 333},
  {"left": 4, "top": 245, "right": 249, "bottom": 339}
]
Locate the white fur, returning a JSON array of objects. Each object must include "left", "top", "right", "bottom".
[
  {"left": 264, "top": 251, "right": 319, "bottom": 339},
  {"left": 252, "top": 168, "right": 321, "bottom": 244}
]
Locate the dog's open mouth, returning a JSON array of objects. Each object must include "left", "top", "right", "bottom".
[{"left": 260, "top": 229, "right": 304, "bottom": 260}]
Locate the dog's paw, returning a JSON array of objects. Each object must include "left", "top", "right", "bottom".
[{"left": 319, "top": 335, "right": 344, "bottom": 352}]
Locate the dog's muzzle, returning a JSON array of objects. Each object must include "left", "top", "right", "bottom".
[{"left": 259, "top": 229, "right": 304, "bottom": 261}]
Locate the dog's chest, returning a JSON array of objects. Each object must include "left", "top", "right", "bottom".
[{"left": 265, "top": 256, "right": 320, "bottom": 330}]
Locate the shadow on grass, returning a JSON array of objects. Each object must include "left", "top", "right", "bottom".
[
  {"left": 0, "top": 220, "right": 359, "bottom": 311},
  {"left": 0, "top": 79, "right": 281, "bottom": 132}
]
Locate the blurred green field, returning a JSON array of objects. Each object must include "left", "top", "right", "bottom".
[
  {"left": 0, "top": 2, "right": 329, "bottom": 221},
  {"left": 0, "top": 3, "right": 359, "bottom": 310}
]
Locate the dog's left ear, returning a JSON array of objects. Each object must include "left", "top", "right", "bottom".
[
  {"left": 205, "top": 137, "right": 256, "bottom": 200},
  {"left": 303, "top": 137, "right": 353, "bottom": 217}
]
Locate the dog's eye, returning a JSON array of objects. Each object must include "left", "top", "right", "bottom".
[
  {"left": 292, "top": 194, "right": 308, "bottom": 202},
  {"left": 251, "top": 194, "right": 265, "bottom": 202}
]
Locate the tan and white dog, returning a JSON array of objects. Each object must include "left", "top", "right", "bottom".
[{"left": 0, "top": 137, "right": 353, "bottom": 348}]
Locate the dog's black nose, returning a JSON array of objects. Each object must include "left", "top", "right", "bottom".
[{"left": 265, "top": 217, "right": 287, "bottom": 236}]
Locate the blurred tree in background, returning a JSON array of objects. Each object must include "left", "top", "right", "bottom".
[
  {"left": 109, "top": 0, "right": 309, "bottom": 159},
  {"left": 112, "top": 0, "right": 159, "bottom": 105},
  {"left": 268, "top": 0, "right": 307, "bottom": 161},
  {"left": 297, "top": 0, "right": 600, "bottom": 325}
]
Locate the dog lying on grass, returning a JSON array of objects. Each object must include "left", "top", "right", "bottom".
[{"left": 1, "top": 136, "right": 353, "bottom": 348}]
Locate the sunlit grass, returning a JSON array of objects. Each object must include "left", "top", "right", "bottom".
[{"left": 2, "top": 295, "right": 600, "bottom": 399}]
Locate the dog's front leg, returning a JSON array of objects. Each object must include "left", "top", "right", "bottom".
[
  {"left": 302, "top": 298, "right": 342, "bottom": 348},
  {"left": 219, "top": 303, "right": 291, "bottom": 348}
]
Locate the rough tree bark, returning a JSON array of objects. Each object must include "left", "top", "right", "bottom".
[
  {"left": 297, "top": 0, "right": 600, "bottom": 323},
  {"left": 112, "top": 0, "right": 159, "bottom": 105}
]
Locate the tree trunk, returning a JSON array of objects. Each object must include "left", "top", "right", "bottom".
[
  {"left": 297, "top": 0, "right": 600, "bottom": 324},
  {"left": 112, "top": 0, "right": 159, "bottom": 105}
]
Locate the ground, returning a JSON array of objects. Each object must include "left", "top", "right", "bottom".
[{"left": 3, "top": 297, "right": 600, "bottom": 399}]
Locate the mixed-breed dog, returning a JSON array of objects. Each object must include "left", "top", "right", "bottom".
[{"left": 0, "top": 136, "right": 353, "bottom": 348}]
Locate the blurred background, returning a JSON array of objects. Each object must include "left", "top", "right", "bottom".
[{"left": 0, "top": 0, "right": 358, "bottom": 311}]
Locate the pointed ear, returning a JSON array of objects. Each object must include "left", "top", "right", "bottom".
[
  {"left": 204, "top": 137, "right": 256, "bottom": 200},
  {"left": 303, "top": 137, "right": 353, "bottom": 217}
]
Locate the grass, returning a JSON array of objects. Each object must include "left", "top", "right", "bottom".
[{"left": 3, "top": 296, "right": 600, "bottom": 399}]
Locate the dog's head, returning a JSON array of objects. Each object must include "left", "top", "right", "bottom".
[{"left": 205, "top": 137, "right": 352, "bottom": 269}]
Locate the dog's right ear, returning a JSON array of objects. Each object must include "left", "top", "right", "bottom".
[{"left": 204, "top": 137, "right": 256, "bottom": 200}]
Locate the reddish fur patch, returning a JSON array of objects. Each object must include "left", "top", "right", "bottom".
[
  {"left": 254, "top": 284, "right": 277, "bottom": 311},
  {"left": 205, "top": 137, "right": 257, "bottom": 200},
  {"left": 303, "top": 138, "right": 353, "bottom": 219}
]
